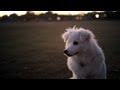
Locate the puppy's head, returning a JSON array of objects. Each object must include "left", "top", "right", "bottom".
[{"left": 62, "top": 26, "right": 95, "bottom": 57}]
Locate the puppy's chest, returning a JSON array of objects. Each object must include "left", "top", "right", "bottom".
[{"left": 67, "top": 57, "right": 88, "bottom": 70}]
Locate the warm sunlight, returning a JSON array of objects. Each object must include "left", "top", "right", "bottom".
[
  {"left": 32, "top": 11, "right": 94, "bottom": 16},
  {"left": 0, "top": 11, "right": 98, "bottom": 17},
  {"left": 0, "top": 11, "right": 27, "bottom": 17}
]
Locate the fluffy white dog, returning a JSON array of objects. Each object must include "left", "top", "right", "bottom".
[{"left": 62, "top": 26, "right": 106, "bottom": 79}]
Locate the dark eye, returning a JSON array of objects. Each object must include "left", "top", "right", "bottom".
[{"left": 73, "top": 41, "right": 78, "bottom": 45}]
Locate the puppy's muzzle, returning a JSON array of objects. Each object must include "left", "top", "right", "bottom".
[
  {"left": 64, "top": 50, "right": 79, "bottom": 57},
  {"left": 64, "top": 50, "right": 72, "bottom": 56},
  {"left": 64, "top": 50, "right": 68, "bottom": 55}
]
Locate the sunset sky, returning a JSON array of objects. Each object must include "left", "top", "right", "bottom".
[{"left": 0, "top": 11, "right": 103, "bottom": 17}]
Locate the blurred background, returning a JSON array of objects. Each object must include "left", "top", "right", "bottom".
[{"left": 0, "top": 11, "right": 120, "bottom": 79}]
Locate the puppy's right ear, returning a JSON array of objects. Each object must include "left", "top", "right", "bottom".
[{"left": 61, "top": 32, "right": 70, "bottom": 42}]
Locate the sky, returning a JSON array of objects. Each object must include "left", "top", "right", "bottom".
[{"left": 0, "top": 11, "right": 102, "bottom": 17}]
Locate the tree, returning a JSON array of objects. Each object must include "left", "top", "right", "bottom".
[
  {"left": 25, "top": 11, "right": 36, "bottom": 21},
  {"left": 0, "top": 15, "right": 9, "bottom": 22},
  {"left": 8, "top": 13, "right": 18, "bottom": 22}
]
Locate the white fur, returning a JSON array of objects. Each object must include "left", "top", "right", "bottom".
[{"left": 62, "top": 26, "right": 106, "bottom": 79}]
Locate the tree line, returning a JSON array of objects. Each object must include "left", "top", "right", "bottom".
[{"left": 0, "top": 11, "right": 120, "bottom": 23}]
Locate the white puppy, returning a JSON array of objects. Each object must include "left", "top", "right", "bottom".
[{"left": 62, "top": 26, "right": 106, "bottom": 79}]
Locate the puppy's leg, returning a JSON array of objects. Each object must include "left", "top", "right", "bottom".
[{"left": 69, "top": 77, "right": 74, "bottom": 79}]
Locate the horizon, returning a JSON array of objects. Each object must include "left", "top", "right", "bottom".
[{"left": 0, "top": 11, "right": 103, "bottom": 17}]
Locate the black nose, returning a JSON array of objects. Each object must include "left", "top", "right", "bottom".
[{"left": 64, "top": 50, "right": 68, "bottom": 54}]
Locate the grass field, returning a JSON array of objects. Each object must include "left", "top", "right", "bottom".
[{"left": 0, "top": 21, "right": 120, "bottom": 79}]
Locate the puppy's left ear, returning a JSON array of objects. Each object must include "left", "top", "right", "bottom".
[
  {"left": 61, "top": 31, "right": 70, "bottom": 42},
  {"left": 79, "top": 30, "right": 94, "bottom": 42}
]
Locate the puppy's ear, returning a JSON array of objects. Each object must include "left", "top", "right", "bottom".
[
  {"left": 79, "top": 30, "right": 94, "bottom": 42},
  {"left": 61, "top": 32, "right": 70, "bottom": 42}
]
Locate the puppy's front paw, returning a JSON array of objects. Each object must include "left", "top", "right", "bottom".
[{"left": 69, "top": 77, "right": 74, "bottom": 79}]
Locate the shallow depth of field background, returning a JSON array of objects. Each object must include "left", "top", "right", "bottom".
[{"left": 0, "top": 21, "right": 120, "bottom": 79}]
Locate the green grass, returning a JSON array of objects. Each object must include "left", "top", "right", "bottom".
[{"left": 0, "top": 21, "right": 120, "bottom": 79}]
